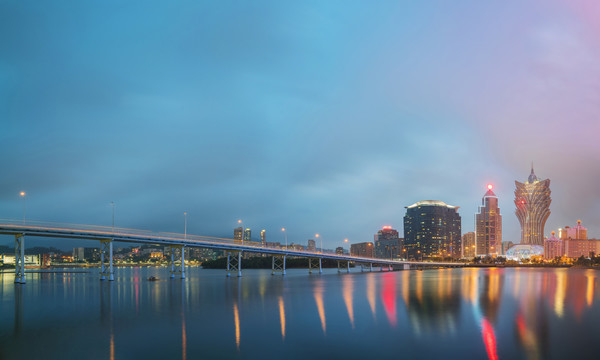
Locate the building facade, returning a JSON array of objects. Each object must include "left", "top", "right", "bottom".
[
  {"left": 374, "top": 226, "right": 403, "bottom": 259},
  {"left": 307, "top": 239, "right": 316, "bottom": 251},
  {"left": 350, "top": 242, "right": 374, "bottom": 258},
  {"left": 335, "top": 247, "right": 344, "bottom": 255},
  {"left": 559, "top": 220, "right": 599, "bottom": 258},
  {"left": 476, "top": 185, "right": 502, "bottom": 257},
  {"left": 234, "top": 227, "right": 243, "bottom": 241},
  {"left": 544, "top": 231, "right": 564, "bottom": 260},
  {"left": 404, "top": 200, "right": 462, "bottom": 259},
  {"left": 462, "top": 232, "right": 476, "bottom": 258},
  {"left": 514, "top": 166, "right": 551, "bottom": 246},
  {"left": 260, "top": 230, "right": 266, "bottom": 246}
]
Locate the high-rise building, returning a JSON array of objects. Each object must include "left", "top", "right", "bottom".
[
  {"left": 350, "top": 242, "right": 374, "bottom": 257},
  {"left": 243, "top": 228, "right": 251, "bottom": 242},
  {"left": 260, "top": 229, "right": 266, "bottom": 246},
  {"left": 514, "top": 165, "right": 551, "bottom": 246},
  {"left": 544, "top": 231, "right": 564, "bottom": 260},
  {"left": 476, "top": 184, "right": 502, "bottom": 257},
  {"left": 374, "top": 226, "right": 403, "bottom": 259},
  {"left": 404, "top": 200, "right": 462, "bottom": 259},
  {"left": 234, "top": 227, "right": 243, "bottom": 241},
  {"left": 560, "top": 220, "right": 599, "bottom": 258},
  {"left": 501, "top": 241, "right": 514, "bottom": 255},
  {"left": 335, "top": 247, "right": 344, "bottom": 255},
  {"left": 307, "top": 239, "right": 316, "bottom": 251},
  {"left": 559, "top": 220, "right": 588, "bottom": 240},
  {"left": 462, "top": 232, "right": 476, "bottom": 258}
]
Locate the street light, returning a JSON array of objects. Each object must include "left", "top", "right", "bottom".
[
  {"left": 344, "top": 238, "right": 348, "bottom": 255},
  {"left": 184, "top": 212, "right": 188, "bottom": 240},
  {"left": 110, "top": 201, "right": 115, "bottom": 234},
  {"left": 281, "top": 227, "right": 287, "bottom": 249},
  {"left": 19, "top": 191, "right": 26, "bottom": 224},
  {"left": 315, "top": 234, "right": 321, "bottom": 253}
]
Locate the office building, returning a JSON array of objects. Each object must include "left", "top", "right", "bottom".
[
  {"left": 336, "top": 247, "right": 344, "bottom": 255},
  {"left": 350, "top": 242, "right": 373, "bottom": 257},
  {"left": 462, "top": 232, "right": 476, "bottom": 258},
  {"left": 476, "top": 184, "right": 502, "bottom": 257},
  {"left": 260, "top": 230, "right": 266, "bottom": 246},
  {"left": 307, "top": 239, "right": 316, "bottom": 251},
  {"left": 234, "top": 227, "right": 243, "bottom": 241},
  {"left": 514, "top": 165, "right": 551, "bottom": 246},
  {"left": 244, "top": 228, "right": 251, "bottom": 242},
  {"left": 374, "top": 226, "right": 403, "bottom": 259},
  {"left": 404, "top": 200, "right": 462, "bottom": 259},
  {"left": 544, "top": 231, "right": 564, "bottom": 260}
]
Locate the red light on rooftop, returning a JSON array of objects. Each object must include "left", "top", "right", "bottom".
[
  {"left": 487, "top": 184, "right": 493, "bottom": 190},
  {"left": 383, "top": 225, "right": 392, "bottom": 230}
]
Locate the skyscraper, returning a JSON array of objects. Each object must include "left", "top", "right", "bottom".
[
  {"left": 234, "top": 227, "right": 243, "bottom": 241},
  {"left": 514, "top": 165, "right": 551, "bottom": 245},
  {"left": 462, "top": 232, "right": 476, "bottom": 258},
  {"left": 404, "top": 200, "right": 462, "bottom": 259},
  {"left": 260, "top": 229, "right": 266, "bottom": 246},
  {"left": 374, "top": 226, "right": 403, "bottom": 259},
  {"left": 476, "top": 184, "right": 502, "bottom": 257},
  {"left": 243, "top": 228, "right": 251, "bottom": 242}
]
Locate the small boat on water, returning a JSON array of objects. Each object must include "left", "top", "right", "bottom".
[{"left": 148, "top": 276, "right": 159, "bottom": 281}]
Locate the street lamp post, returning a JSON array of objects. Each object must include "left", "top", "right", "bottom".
[
  {"left": 281, "top": 228, "right": 287, "bottom": 249},
  {"left": 184, "top": 212, "right": 188, "bottom": 240},
  {"left": 110, "top": 201, "right": 115, "bottom": 234},
  {"left": 344, "top": 238, "right": 348, "bottom": 254},
  {"left": 19, "top": 191, "right": 26, "bottom": 224},
  {"left": 315, "top": 234, "right": 321, "bottom": 253}
]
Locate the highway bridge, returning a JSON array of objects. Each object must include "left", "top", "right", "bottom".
[{"left": 0, "top": 219, "right": 466, "bottom": 283}]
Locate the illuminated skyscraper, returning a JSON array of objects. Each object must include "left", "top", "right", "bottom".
[
  {"left": 374, "top": 226, "right": 402, "bottom": 259},
  {"left": 462, "top": 232, "right": 475, "bottom": 258},
  {"left": 243, "top": 228, "right": 251, "bottom": 242},
  {"left": 514, "top": 165, "right": 551, "bottom": 245},
  {"left": 476, "top": 184, "right": 502, "bottom": 256},
  {"left": 260, "top": 229, "right": 266, "bottom": 246},
  {"left": 403, "top": 200, "right": 462, "bottom": 259},
  {"left": 234, "top": 227, "right": 243, "bottom": 241}
]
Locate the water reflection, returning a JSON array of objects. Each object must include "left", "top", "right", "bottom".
[
  {"left": 278, "top": 296, "right": 286, "bottom": 340},
  {"left": 366, "top": 274, "right": 376, "bottom": 318},
  {"left": 313, "top": 279, "right": 326, "bottom": 335},
  {"left": 381, "top": 272, "right": 397, "bottom": 327},
  {"left": 342, "top": 276, "right": 354, "bottom": 328},
  {"left": 2, "top": 268, "right": 600, "bottom": 360}
]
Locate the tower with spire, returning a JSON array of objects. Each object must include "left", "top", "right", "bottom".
[
  {"left": 475, "top": 184, "right": 502, "bottom": 256},
  {"left": 514, "top": 164, "right": 551, "bottom": 245}
]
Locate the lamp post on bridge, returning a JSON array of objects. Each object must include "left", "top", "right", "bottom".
[
  {"left": 237, "top": 219, "right": 243, "bottom": 245},
  {"left": 110, "top": 201, "right": 115, "bottom": 234},
  {"left": 281, "top": 227, "right": 287, "bottom": 249},
  {"left": 315, "top": 234, "right": 321, "bottom": 254},
  {"left": 19, "top": 191, "right": 26, "bottom": 224},
  {"left": 344, "top": 238, "right": 348, "bottom": 254},
  {"left": 184, "top": 212, "right": 188, "bottom": 240}
]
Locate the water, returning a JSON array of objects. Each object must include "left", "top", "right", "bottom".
[{"left": 1, "top": 267, "right": 599, "bottom": 359}]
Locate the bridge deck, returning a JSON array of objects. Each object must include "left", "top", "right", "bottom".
[{"left": 0, "top": 219, "right": 465, "bottom": 267}]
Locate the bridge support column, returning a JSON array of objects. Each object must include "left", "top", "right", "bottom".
[
  {"left": 370, "top": 263, "right": 373, "bottom": 272},
  {"left": 388, "top": 264, "right": 392, "bottom": 271},
  {"left": 100, "top": 239, "right": 114, "bottom": 281},
  {"left": 272, "top": 255, "right": 285, "bottom": 275},
  {"left": 309, "top": 258, "right": 321, "bottom": 274},
  {"left": 180, "top": 246, "right": 186, "bottom": 279},
  {"left": 227, "top": 251, "right": 241, "bottom": 277},
  {"left": 14, "top": 234, "right": 25, "bottom": 284},
  {"left": 338, "top": 260, "right": 349, "bottom": 273},
  {"left": 347, "top": 261, "right": 350, "bottom": 273}
]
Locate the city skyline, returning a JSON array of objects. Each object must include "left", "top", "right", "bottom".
[{"left": 1, "top": 1, "right": 599, "bottom": 250}]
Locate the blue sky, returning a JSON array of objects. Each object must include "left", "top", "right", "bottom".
[{"left": 1, "top": 1, "right": 599, "bottom": 250}]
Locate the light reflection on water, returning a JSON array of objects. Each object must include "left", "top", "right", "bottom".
[{"left": 0, "top": 267, "right": 600, "bottom": 359}]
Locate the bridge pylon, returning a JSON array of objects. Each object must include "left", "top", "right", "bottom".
[
  {"left": 168, "top": 245, "right": 186, "bottom": 279},
  {"left": 272, "top": 255, "right": 286, "bottom": 275},
  {"left": 337, "top": 260, "right": 350, "bottom": 273},
  {"left": 14, "top": 234, "right": 25, "bottom": 284},
  {"left": 308, "top": 258, "right": 321, "bottom": 274},
  {"left": 226, "top": 251, "right": 241, "bottom": 277},
  {"left": 99, "top": 239, "right": 114, "bottom": 281}
]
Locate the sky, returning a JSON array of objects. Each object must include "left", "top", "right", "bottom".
[{"left": 1, "top": 1, "right": 599, "bottom": 250}]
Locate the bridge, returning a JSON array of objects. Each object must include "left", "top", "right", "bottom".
[{"left": 0, "top": 219, "right": 465, "bottom": 284}]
